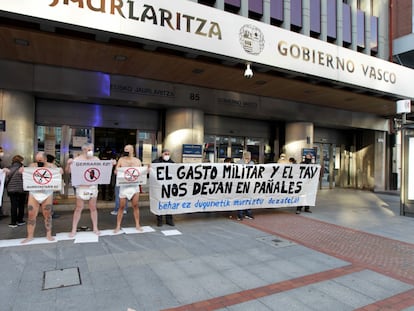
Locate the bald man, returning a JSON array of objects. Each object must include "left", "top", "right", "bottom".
[
  {"left": 114, "top": 144, "right": 143, "bottom": 233},
  {"left": 22, "top": 152, "right": 62, "bottom": 243},
  {"left": 66, "top": 143, "right": 101, "bottom": 237}
]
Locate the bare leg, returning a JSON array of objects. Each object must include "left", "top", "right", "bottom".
[
  {"left": 88, "top": 197, "right": 100, "bottom": 235},
  {"left": 114, "top": 197, "right": 126, "bottom": 233},
  {"left": 42, "top": 197, "right": 55, "bottom": 241},
  {"left": 69, "top": 198, "right": 84, "bottom": 237},
  {"left": 131, "top": 193, "right": 142, "bottom": 231},
  {"left": 21, "top": 195, "right": 39, "bottom": 244}
]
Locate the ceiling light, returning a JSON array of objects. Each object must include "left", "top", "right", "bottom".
[
  {"left": 244, "top": 62, "right": 253, "bottom": 79},
  {"left": 192, "top": 68, "right": 204, "bottom": 74},
  {"left": 14, "top": 38, "right": 29, "bottom": 46},
  {"left": 114, "top": 55, "right": 127, "bottom": 61}
]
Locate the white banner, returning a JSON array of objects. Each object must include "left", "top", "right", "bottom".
[
  {"left": 70, "top": 160, "right": 113, "bottom": 186},
  {"left": 116, "top": 166, "right": 148, "bottom": 186},
  {"left": 0, "top": 170, "right": 5, "bottom": 206},
  {"left": 23, "top": 167, "right": 62, "bottom": 191},
  {"left": 149, "top": 163, "right": 320, "bottom": 215},
  {"left": 1, "top": 0, "right": 413, "bottom": 97}
]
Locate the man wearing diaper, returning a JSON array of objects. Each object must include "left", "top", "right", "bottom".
[
  {"left": 22, "top": 152, "right": 62, "bottom": 243},
  {"left": 113, "top": 144, "right": 143, "bottom": 233},
  {"left": 66, "top": 143, "right": 101, "bottom": 237}
]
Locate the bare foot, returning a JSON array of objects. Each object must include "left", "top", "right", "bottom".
[
  {"left": 136, "top": 226, "right": 143, "bottom": 232},
  {"left": 21, "top": 237, "right": 33, "bottom": 244},
  {"left": 68, "top": 232, "right": 76, "bottom": 238},
  {"left": 113, "top": 227, "right": 121, "bottom": 234},
  {"left": 93, "top": 230, "right": 100, "bottom": 236},
  {"left": 46, "top": 236, "right": 55, "bottom": 242}
]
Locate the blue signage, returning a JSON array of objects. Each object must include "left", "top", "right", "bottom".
[{"left": 182, "top": 144, "right": 202, "bottom": 156}]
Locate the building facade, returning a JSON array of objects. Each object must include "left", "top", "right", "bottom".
[{"left": 0, "top": 0, "right": 411, "bottom": 195}]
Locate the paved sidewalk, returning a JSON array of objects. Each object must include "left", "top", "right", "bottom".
[{"left": 1, "top": 189, "right": 414, "bottom": 311}]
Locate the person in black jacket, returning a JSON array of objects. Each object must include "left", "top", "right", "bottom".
[
  {"left": 152, "top": 148, "right": 175, "bottom": 226},
  {"left": 5, "top": 155, "right": 27, "bottom": 228},
  {"left": 296, "top": 153, "right": 313, "bottom": 214},
  {"left": 0, "top": 146, "right": 6, "bottom": 218}
]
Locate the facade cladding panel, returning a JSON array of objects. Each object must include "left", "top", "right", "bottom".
[
  {"left": 310, "top": 0, "right": 321, "bottom": 34},
  {"left": 291, "top": 0, "right": 302, "bottom": 28},
  {"left": 392, "top": 0, "right": 412, "bottom": 38},
  {"left": 327, "top": 0, "right": 337, "bottom": 39},
  {"left": 225, "top": 0, "right": 241, "bottom": 9},
  {"left": 342, "top": 3, "right": 352, "bottom": 44},
  {"left": 249, "top": 0, "right": 263, "bottom": 15},
  {"left": 370, "top": 16, "right": 378, "bottom": 53},
  {"left": 270, "top": 0, "right": 283, "bottom": 21},
  {"left": 357, "top": 10, "right": 365, "bottom": 48}
]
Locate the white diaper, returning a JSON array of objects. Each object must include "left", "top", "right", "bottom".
[
  {"left": 119, "top": 185, "right": 140, "bottom": 200},
  {"left": 30, "top": 190, "right": 53, "bottom": 204},
  {"left": 76, "top": 185, "right": 98, "bottom": 200}
]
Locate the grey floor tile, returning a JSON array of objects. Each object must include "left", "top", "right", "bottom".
[
  {"left": 163, "top": 276, "right": 213, "bottom": 304},
  {"left": 333, "top": 270, "right": 414, "bottom": 299},
  {"left": 310, "top": 280, "right": 375, "bottom": 308},
  {"left": 221, "top": 266, "right": 268, "bottom": 289}
]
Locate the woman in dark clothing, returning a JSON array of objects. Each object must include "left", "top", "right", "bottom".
[{"left": 5, "top": 155, "right": 27, "bottom": 228}]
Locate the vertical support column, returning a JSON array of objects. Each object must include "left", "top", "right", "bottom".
[
  {"left": 241, "top": 0, "right": 249, "bottom": 17},
  {"left": 262, "top": 0, "right": 271, "bottom": 24},
  {"left": 215, "top": 0, "right": 225, "bottom": 10},
  {"left": 284, "top": 122, "right": 314, "bottom": 163},
  {"left": 0, "top": 90, "right": 35, "bottom": 166},
  {"left": 302, "top": 0, "right": 311, "bottom": 36},
  {"left": 320, "top": 0, "right": 328, "bottom": 41},
  {"left": 349, "top": 0, "right": 358, "bottom": 50},
  {"left": 164, "top": 109, "right": 204, "bottom": 163},
  {"left": 339, "top": 144, "right": 347, "bottom": 187},
  {"left": 349, "top": 145, "right": 356, "bottom": 187},
  {"left": 376, "top": 0, "right": 388, "bottom": 59},
  {"left": 283, "top": 0, "right": 291, "bottom": 29},
  {"left": 374, "top": 131, "right": 387, "bottom": 191}
]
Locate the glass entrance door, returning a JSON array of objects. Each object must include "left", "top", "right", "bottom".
[
  {"left": 204, "top": 135, "right": 270, "bottom": 164},
  {"left": 316, "top": 143, "right": 336, "bottom": 189}
]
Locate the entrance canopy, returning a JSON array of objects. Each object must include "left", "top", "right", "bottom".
[{"left": 0, "top": 0, "right": 410, "bottom": 118}]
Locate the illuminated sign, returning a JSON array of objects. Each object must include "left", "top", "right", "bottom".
[{"left": 1, "top": 0, "right": 414, "bottom": 97}]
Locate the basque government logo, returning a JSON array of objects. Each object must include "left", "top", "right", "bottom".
[{"left": 239, "top": 25, "right": 265, "bottom": 55}]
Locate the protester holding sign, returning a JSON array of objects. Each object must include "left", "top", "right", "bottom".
[
  {"left": 296, "top": 153, "right": 314, "bottom": 214},
  {"left": 66, "top": 143, "right": 103, "bottom": 237},
  {"left": 113, "top": 144, "right": 146, "bottom": 233},
  {"left": 22, "top": 152, "right": 62, "bottom": 243},
  {"left": 236, "top": 151, "right": 254, "bottom": 220},
  {"left": 152, "top": 148, "right": 175, "bottom": 226},
  {"left": 149, "top": 161, "right": 320, "bottom": 215}
]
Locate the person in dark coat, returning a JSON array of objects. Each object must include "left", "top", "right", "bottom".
[
  {"left": 0, "top": 146, "right": 6, "bottom": 218},
  {"left": 296, "top": 153, "right": 313, "bottom": 214},
  {"left": 152, "top": 148, "right": 175, "bottom": 226},
  {"left": 5, "top": 155, "right": 27, "bottom": 227}
]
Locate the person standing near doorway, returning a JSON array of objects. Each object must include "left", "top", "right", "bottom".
[
  {"left": 4, "top": 155, "right": 27, "bottom": 228},
  {"left": 152, "top": 148, "right": 175, "bottom": 226},
  {"left": 296, "top": 153, "right": 313, "bottom": 214},
  {"left": 113, "top": 144, "right": 143, "bottom": 233},
  {"left": 0, "top": 146, "right": 7, "bottom": 219},
  {"left": 236, "top": 151, "right": 254, "bottom": 220}
]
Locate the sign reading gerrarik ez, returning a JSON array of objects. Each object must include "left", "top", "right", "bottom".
[{"left": 149, "top": 163, "right": 320, "bottom": 215}]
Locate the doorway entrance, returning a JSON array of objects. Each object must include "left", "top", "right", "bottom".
[
  {"left": 315, "top": 143, "right": 336, "bottom": 189},
  {"left": 204, "top": 135, "right": 271, "bottom": 164},
  {"left": 94, "top": 127, "right": 137, "bottom": 158}
]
